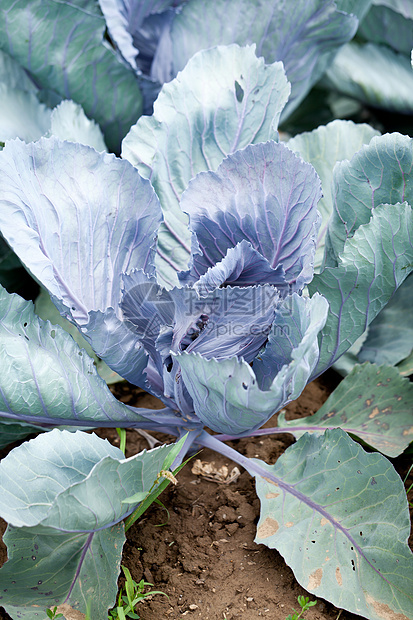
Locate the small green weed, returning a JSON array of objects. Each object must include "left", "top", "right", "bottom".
[
  {"left": 46, "top": 608, "right": 64, "bottom": 619},
  {"left": 285, "top": 595, "right": 317, "bottom": 620},
  {"left": 108, "top": 565, "right": 168, "bottom": 620},
  {"left": 116, "top": 427, "right": 127, "bottom": 456}
]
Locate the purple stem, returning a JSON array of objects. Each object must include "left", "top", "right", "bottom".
[
  {"left": 214, "top": 425, "right": 386, "bottom": 443},
  {"left": 169, "top": 429, "right": 200, "bottom": 469},
  {"left": 0, "top": 408, "right": 201, "bottom": 434},
  {"left": 64, "top": 532, "right": 94, "bottom": 603},
  {"left": 214, "top": 426, "right": 295, "bottom": 441}
]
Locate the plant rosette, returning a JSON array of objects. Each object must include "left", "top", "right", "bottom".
[{"left": 0, "top": 44, "right": 412, "bottom": 620}]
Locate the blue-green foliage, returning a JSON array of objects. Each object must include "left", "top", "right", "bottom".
[{"left": 0, "top": 2, "right": 412, "bottom": 619}]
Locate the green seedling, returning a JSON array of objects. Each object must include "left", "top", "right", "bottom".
[
  {"left": 116, "top": 427, "right": 127, "bottom": 456},
  {"left": 285, "top": 595, "right": 317, "bottom": 620},
  {"left": 108, "top": 565, "right": 168, "bottom": 620},
  {"left": 123, "top": 441, "right": 195, "bottom": 532},
  {"left": 46, "top": 607, "right": 64, "bottom": 619}
]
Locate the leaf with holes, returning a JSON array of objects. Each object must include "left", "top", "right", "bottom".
[
  {"left": 254, "top": 429, "right": 413, "bottom": 620},
  {"left": 278, "top": 362, "right": 413, "bottom": 457}
]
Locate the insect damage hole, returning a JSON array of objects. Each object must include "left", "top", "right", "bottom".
[{"left": 235, "top": 81, "right": 244, "bottom": 102}]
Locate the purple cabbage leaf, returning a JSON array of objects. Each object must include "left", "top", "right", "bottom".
[
  {"left": 277, "top": 362, "right": 413, "bottom": 458},
  {"left": 253, "top": 429, "right": 413, "bottom": 619},
  {"left": 0, "top": 137, "right": 162, "bottom": 386},
  {"left": 179, "top": 140, "right": 321, "bottom": 294},
  {"left": 0, "top": 284, "right": 149, "bottom": 429},
  {"left": 0, "top": 430, "right": 184, "bottom": 618}
]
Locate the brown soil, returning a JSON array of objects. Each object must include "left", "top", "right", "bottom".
[{"left": 0, "top": 371, "right": 412, "bottom": 620}]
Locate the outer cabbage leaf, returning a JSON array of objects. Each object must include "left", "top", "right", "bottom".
[
  {"left": 0, "top": 420, "right": 46, "bottom": 450},
  {"left": 373, "top": 0, "right": 413, "bottom": 19},
  {"left": 322, "top": 43, "right": 413, "bottom": 117},
  {"left": 122, "top": 44, "right": 290, "bottom": 283},
  {"left": 0, "top": 69, "right": 106, "bottom": 150},
  {"left": 397, "top": 351, "right": 413, "bottom": 376},
  {"left": 34, "top": 287, "right": 122, "bottom": 384},
  {"left": 278, "top": 362, "right": 413, "bottom": 457},
  {"left": 180, "top": 141, "right": 321, "bottom": 292},
  {"left": 0, "top": 430, "right": 182, "bottom": 618},
  {"left": 0, "top": 84, "right": 51, "bottom": 143},
  {"left": 359, "top": 4, "right": 413, "bottom": 54},
  {"left": 156, "top": 0, "right": 357, "bottom": 118},
  {"left": 0, "top": 49, "right": 36, "bottom": 92},
  {"left": 0, "top": 138, "right": 161, "bottom": 319},
  {"left": 310, "top": 203, "right": 413, "bottom": 378},
  {"left": 326, "top": 134, "right": 413, "bottom": 372},
  {"left": 287, "top": 120, "right": 380, "bottom": 270},
  {"left": 1, "top": 526, "right": 124, "bottom": 620},
  {"left": 0, "top": 285, "right": 146, "bottom": 428},
  {"left": 0, "top": 430, "right": 182, "bottom": 529},
  {"left": 0, "top": 86, "right": 108, "bottom": 306},
  {"left": 0, "top": 0, "right": 143, "bottom": 152},
  {"left": 176, "top": 293, "right": 328, "bottom": 435},
  {"left": 358, "top": 274, "right": 413, "bottom": 366},
  {"left": 0, "top": 47, "right": 107, "bottom": 150},
  {"left": 325, "top": 133, "right": 413, "bottom": 266},
  {"left": 254, "top": 429, "right": 413, "bottom": 620},
  {"left": 49, "top": 101, "right": 107, "bottom": 152},
  {"left": 0, "top": 137, "right": 161, "bottom": 383}
]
